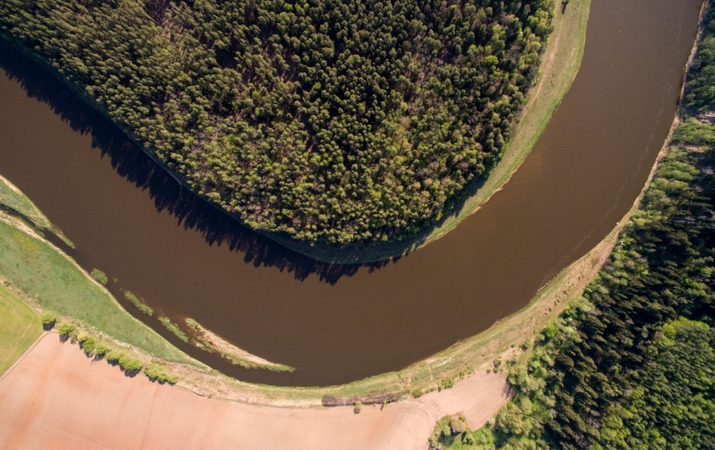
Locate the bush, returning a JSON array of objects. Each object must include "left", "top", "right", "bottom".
[
  {"left": 94, "top": 344, "right": 109, "bottom": 357},
  {"left": 463, "top": 432, "right": 476, "bottom": 445},
  {"left": 90, "top": 269, "right": 108, "bottom": 285},
  {"left": 449, "top": 418, "right": 467, "bottom": 434},
  {"left": 118, "top": 355, "right": 143, "bottom": 373},
  {"left": 439, "top": 378, "right": 455, "bottom": 391},
  {"left": 144, "top": 364, "right": 178, "bottom": 385},
  {"left": 82, "top": 337, "right": 96, "bottom": 354},
  {"left": 40, "top": 312, "right": 56, "bottom": 330},
  {"left": 56, "top": 321, "right": 75, "bottom": 337},
  {"left": 77, "top": 331, "right": 89, "bottom": 343},
  {"left": 105, "top": 350, "right": 123, "bottom": 364},
  {"left": 353, "top": 401, "right": 362, "bottom": 414}
]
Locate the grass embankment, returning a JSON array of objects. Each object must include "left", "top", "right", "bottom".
[
  {"left": 0, "top": 283, "right": 41, "bottom": 376},
  {"left": 269, "top": 0, "right": 591, "bottom": 263},
  {"left": 0, "top": 181, "right": 190, "bottom": 363},
  {"left": 0, "top": 175, "right": 73, "bottom": 248}
]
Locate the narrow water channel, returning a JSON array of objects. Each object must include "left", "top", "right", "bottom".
[{"left": 0, "top": 0, "right": 702, "bottom": 386}]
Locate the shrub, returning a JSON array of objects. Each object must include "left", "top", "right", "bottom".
[
  {"left": 463, "top": 432, "right": 476, "bottom": 445},
  {"left": 439, "top": 378, "right": 455, "bottom": 391},
  {"left": 144, "top": 364, "right": 178, "bottom": 385},
  {"left": 56, "top": 321, "right": 75, "bottom": 337},
  {"left": 94, "top": 344, "right": 109, "bottom": 357},
  {"left": 77, "top": 331, "right": 89, "bottom": 343},
  {"left": 105, "top": 350, "right": 123, "bottom": 364},
  {"left": 449, "top": 418, "right": 467, "bottom": 434},
  {"left": 118, "top": 355, "right": 143, "bottom": 373},
  {"left": 90, "top": 269, "right": 108, "bottom": 285},
  {"left": 82, "top": 337, "right": 96, "bottom": 354},
  {"left": 353, "top": 401, "right": 362, "bottom": 414},
  {"left": 40, "top": 312, "right": 56, "bottom": 330}
]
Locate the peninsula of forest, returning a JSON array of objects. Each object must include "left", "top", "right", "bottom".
[{"left": 1, "top": 0, "right": 553, "bottom": 248}]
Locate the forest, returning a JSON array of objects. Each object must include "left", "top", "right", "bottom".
[
  {"left": 0, "top": 0, "right": 553, "bottom": 245},
  {"left": 431, "top": 5, "right": 715, "bottom": 449}
]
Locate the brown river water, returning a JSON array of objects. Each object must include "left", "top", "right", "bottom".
[{"left": 0, "top": 0, "right": 702, "bottom": 386}]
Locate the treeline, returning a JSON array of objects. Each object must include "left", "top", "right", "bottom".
[
  {"left": 455, "top": 5, "right": 715, "bottom": 449},
  {"left": 0, "top": 0, "right": 553, "bottom": 245}
]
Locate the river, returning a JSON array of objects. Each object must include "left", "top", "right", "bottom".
[{"left": 0, "top": 0, "right": 702, "bottom": 386}]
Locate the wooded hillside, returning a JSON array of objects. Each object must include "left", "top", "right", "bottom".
[{"left": 0, "top": 0, "right": 552, "bottom": 245}]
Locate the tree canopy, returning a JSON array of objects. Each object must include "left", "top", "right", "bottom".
[{"left": 0, "top": 0, "right": 553, "bottom": 245}]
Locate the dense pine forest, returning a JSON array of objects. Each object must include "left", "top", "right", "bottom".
[
  {"left": 0, "top": 0, "right": 552, "bottom": 245},
  {"left": 431, "top": 4, "right": 715, "bottom": 449}
]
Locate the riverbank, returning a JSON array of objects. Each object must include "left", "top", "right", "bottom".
[{"left": 0, "top": 167, "right": 642, "bottom": 408}]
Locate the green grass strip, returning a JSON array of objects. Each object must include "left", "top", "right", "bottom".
[
  {"left": 0, "top": 175, "right": 74, "bottom": 248},
  {"left": 159, "top": 317, "right": 189, "bottom": 343},
  {"left": 0, "top": 218, "right": 190, "bottom": 363},
  {"left": 0, "top": 283, "right": 41, "bottom": 376},
  {"left": 124, "top": 290, "right": 154, "bottom": 317}
]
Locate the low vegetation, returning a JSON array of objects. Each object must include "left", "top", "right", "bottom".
[
  {"left": 1, "top": 0, "right": 554, "bottom": 246},
  {"left": 58, "top": 320, "right": 179, "bottom": 381},
  {"left": 429, "top": 415, "right": 475, "bottom": 449},
  {"left": 0, "top": 175, "right": 73, "bottom": 247},
  {"left": 124, "top": 290, "right": 154, "bottom": 317},
  {"left": 0, "top": 284, "right": 41, "bottom": 376},
  {"left": 0, "top": 213, "right": 191, "bottom": 363},
  {"left": 185, "top": 317, "right": 295, "bottom": 372},
  {"left": 90, "top": 269, "right": 108, "bottom": 285},
  {"left": 144, "top": 364, "right": 178, "bottom": 385},
  {"left": 158, "top": 317, "right": 189, "bottom": 343},
  {"left": 40, "top": 311, "right": 56, "bottom": 330},
  {"left": 464, "top": 6, "right": 715, "bottom": 447}
]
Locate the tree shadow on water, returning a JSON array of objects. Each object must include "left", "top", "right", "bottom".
[{"left": 0, "top": 40, "right": 391, "bottom": 284}]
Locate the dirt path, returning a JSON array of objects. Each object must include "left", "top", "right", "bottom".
[{"left": 0, "top": 333, "right": 508, "bottom": 449}]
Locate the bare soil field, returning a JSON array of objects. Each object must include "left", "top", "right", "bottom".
[{"left": 0, "top": 333, "right": 508, "bottom": 449}]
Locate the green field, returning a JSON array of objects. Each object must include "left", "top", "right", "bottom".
[{"left": 0, "top": 283, "right": 41, "bottom": 376}]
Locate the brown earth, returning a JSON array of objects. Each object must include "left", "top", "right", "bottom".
[{"left": 0, "top": 332, "right": 508, "bottom": 449}]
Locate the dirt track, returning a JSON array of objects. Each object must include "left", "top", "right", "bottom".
[{"left": 0, "top": 333, "right": 508, "bottom": 449}]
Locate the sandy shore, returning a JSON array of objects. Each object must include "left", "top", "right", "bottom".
[{"left": 0, "top": 332, "right": 508, "bottom": 449}]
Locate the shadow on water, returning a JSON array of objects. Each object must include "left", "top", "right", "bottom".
[{"left": 0, "top": 39, "right": 394, "bottom": 285}]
